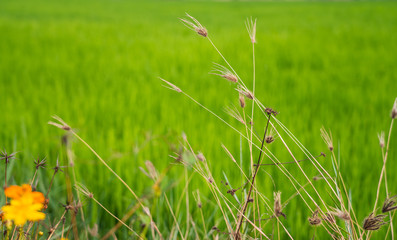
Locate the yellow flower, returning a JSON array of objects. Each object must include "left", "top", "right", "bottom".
[{"left": 1, "top": 184, "right": 46, "bottom": 226}]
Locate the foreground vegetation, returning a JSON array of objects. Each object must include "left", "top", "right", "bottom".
[{"left": 1, "top": 0, "right": 397, "bottom": 238}]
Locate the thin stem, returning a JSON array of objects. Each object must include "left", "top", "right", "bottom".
[
  {"left": 373, "top": 118, "right": 394, "bottom": 212},
  {"left": 45, "top": 171, "right": 57, "bottom": 199},
  {"left": 31, "top": 169, "right": 38, "bottom": 186},
  {"left": 5, "top": 161, "right": 8, "bottom": 204},
  {"left": 235, "top": 114, "right": 272, "bottom": 237},
  {"left": 46, "top": 210, "right": 67, "bottom": 240}
]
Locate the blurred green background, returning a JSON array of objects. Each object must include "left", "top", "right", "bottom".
[{"left": 1, "top": 0, "right": 397, "bottom": 238}]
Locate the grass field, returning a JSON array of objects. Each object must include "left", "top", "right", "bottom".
[{"left": 1, "top": 0, "right": 397, "bottom": 238}]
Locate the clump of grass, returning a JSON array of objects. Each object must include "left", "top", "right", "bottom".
[{"left": 160, "top": 13, "right": 397, "bottom": 239}]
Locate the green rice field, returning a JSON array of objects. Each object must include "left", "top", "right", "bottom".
[{"left": 1, "top": 0, "right": 397, "bottom": 238}]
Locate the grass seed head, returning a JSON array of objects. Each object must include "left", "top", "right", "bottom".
[
  {"left": 239, "top": 95, "right": 245, "bottom": 108},
  {"left": 274, "top": 191, "right": 286, "bottom": 218},
  {"left": 377, "top": 131, "right": 385, "bottom": 148},
  {"left": 159, "top": 78, "right": 182, "bottom": 93},
  {"left": 196, "top": 152, "right": 206, "bottom": 162},
  {"left": 308, "top": 209, "right": 322, "bottom": 226},
  {"left": 145, "top": 160, "right": 158, "bottom": 181},
  {"left": 75, "top": 183, "right": 94, "bottom": 199},
  {"left": 0, "top": 150, "right": 17, "bottom": 164},
  {"left": 180, "top": 13, "right": 208, "bottom": 37},
  {"left": 382, "top": 195, "right": 397, "bottom": 213},
  {"left": 323, "top": 213, "right": 336, "bottom": 224},
  {"left": 48, "top": 115, "right": 71, "bottom": 131},
  {"left": 330, "top": 208, "right": 350, "bottom": 221},
  {"left": 236, "top": 86, "right": 254, "bottom": 100},
  {"left": 34, "top": 156, "right": 47, "bottom": 170},
  {"left": 266, "top": 127, "right": 277, "bottom": 144},
  {"left": 245, "top": 17, "right": 257, "bottom": 44},
  {"left": 363, "top": 213, "right": 387, "bottom": 231},
  {"left": 391, "top": 97, "right": 397, "bottom": 119},
  {"left": 320, "top": 127, "right": 334, "bottom": 151},
  {"left": 210, "top": 63, "right": 238, "bottom": 83},
  {"left": 224, "top": 105, "right": 245, "bottom": 125},
  {"left": 265, "top": 108, "right": 278, "bottom": 116}
]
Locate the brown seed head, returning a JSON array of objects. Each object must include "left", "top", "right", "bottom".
[
  {"left": 239, "top": 95, "right": 245, "bottom": 108},
  {"left": 0, "top": 150, "right": 17, "bottom": 164},
  {"left": 196, "top": 152, "right": 205, "bottom": 162},
  {"left": 160, "top": 78, "right": 182, "bottom": 93},
  {"left": 391, "top": 98, "right": 397, "bottom": 119},
  {"left": 274, "top": 192, "right": 286, "bottom": 218},
  {"left": 323, "top": 212, "right": 336, "bottom": 224},
  {"left": 363, "top": 213, "right": 387, "bottom": 231},
  {"left": 382, "top": 195, "right": 397, "bottom": 213},
  {"left": 48, "top": 116, "right": 71, "bottom": 131},
  {"left": 308, "top": 209, "right": 322, "bottom": 226},
  {"left": 210, "top": 63, "right": 238, "bottom": 83},
  {"left": 265, "top": 127, "right": 277, "bottom": 144},
  {"left": 265, "top": 136, "right": 274, "bottom": 144},
  {"left": 236, "top": 87, "right": 254, "bottom": 100},
  {"left": 180, "top": 13, "right": 208, "bottom": 37},
  {"left": 265, "top": 108, "right": 278, "bottom": 116}
]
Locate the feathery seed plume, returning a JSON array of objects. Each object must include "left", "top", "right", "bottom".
[
  {"left": 245, "top": 17, "right": 257, "bottom": 44},
  {"left": 210, "top": 63, "right": 238, "bottom": 83},
  {"left": 180, "top": 13, "right": 208, "bottom": 37},
  {"left": 320, "top": 127, "right": 334, "bottom": 151}
]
